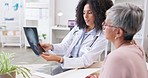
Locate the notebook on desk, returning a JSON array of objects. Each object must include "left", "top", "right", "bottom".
[{"left": 23, "top": 27, "right": 45, "bottom": 56}]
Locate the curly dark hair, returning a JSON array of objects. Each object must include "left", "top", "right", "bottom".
[{"left": 76, "top": 0, "right": 113, "bottom": 31}]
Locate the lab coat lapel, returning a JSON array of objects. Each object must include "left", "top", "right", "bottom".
[
  {"left": 81, "top": 34, "right": 94, "bottom": 45},
  {"left": 64, "top": 29, "right": 84, "bottom": 57},
  {"left": 81, "top": 29, "right": 97, "bottom": 45}
]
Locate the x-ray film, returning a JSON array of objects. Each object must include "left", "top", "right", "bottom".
[{"left": 24, "top": 27, "right": 45, "bottom": 56}]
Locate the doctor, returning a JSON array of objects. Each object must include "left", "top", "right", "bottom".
[{"left": 40, "top": 0, "right": 113, "bottom": 75}]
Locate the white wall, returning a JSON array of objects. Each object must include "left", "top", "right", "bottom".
[
  {"left": 38, "top": 0, "right": 55, "bottom": 42},
  {"left": 24, "top": 0, "right": 55, "bottom": 43},
  {"left": 55, "top": 0, "right": 144, "bottom": 26},
  {"left": 55, "top": 0, "right": 79, "bottom": 26},
  {"left": 114, "top": 0, "right": 144, "bottom": 6},
  {"left": 142, "top": 0, "right": 148, "bottom": 54},
  {"left": 0, "top": 0, "right": 2, "bottom": 25}
]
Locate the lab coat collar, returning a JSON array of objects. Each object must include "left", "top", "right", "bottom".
[{"left": 82, "top": 28, "right": 99, "bottom": 45}]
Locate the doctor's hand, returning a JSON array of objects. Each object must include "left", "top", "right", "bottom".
[
  {"left": 41, "top": 53, "right": 63, "bottom": 63},
  {"left": 40, "top": 43, "right": 53, "bottom": 51}
]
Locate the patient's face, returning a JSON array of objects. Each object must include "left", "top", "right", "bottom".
[{"left": 103, "top": 19, "right": 116, "bottom": 42}]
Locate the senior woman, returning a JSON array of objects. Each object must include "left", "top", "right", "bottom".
[
  {"left": 86, "top": 3, "right": 148, "bottom": 78},
  {"left": 100, "top": 3, "right": 148, "bottom": 78}
]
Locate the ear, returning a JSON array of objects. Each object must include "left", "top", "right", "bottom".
[{"left": 116, "top": 28, "right": 124, "bottom": 38}]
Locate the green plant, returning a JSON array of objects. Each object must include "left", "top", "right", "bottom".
[
  {"left": 42, "top": 34, "right": 47, "bottom": 40},
  {"left": 0, "top": 51, "right": 31, "bottom": 78},
  {"left": 38, "top": 33, "right": 47, "bottom": 40}
]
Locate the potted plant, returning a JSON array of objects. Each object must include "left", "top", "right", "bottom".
[
  {"left": 0, "top": 51, "right": 31, "bottom": 78},
  {"left": 38, "top": 33, "right": 47, "bottom": 42},
  {"left": 42, "top": 34, "right": 47, "bottom": 40}
]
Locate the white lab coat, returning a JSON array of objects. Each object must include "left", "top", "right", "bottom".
[{"left": 51, "top": 26, "right": 107, "bottom": 69}]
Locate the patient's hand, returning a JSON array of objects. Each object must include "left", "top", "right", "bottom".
[
  {"left": 86, "top": 73, "right": 99, "bottom": 78},
  {"left": 86, "top": 75, "right": 98, "bottom": 78}
]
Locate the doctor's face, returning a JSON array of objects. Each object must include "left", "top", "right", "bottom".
[{"left": 83, "top": 4, "right": 95, "bottom": 27}]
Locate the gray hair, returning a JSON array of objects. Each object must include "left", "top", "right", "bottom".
[{"left": 106, "top": 3, "right": 143, "bottom": 40}]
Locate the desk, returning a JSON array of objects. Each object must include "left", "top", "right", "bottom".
[
  {"left": 53, "top": 68, "right": 100, "bottom": 78},
  {"left": 16, "top": 64, "right": 100, "bottom": 78},
  {"left": 17, "top": 63, "right": 148, "bottom": 78}
]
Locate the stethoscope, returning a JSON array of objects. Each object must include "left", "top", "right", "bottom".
[
  {"left": 89, "top": 35, "right": 98, "bottom": 47},
  {"left": 73, "top": 29, "right": 100, "bottom": 48},
  {"left": 72, "top": 29, "right": 101, "bottom": 57}
]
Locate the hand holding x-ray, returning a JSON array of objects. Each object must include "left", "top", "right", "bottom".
[{"left": 24, "top": 27, "right": 45, "bottom": 56}]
